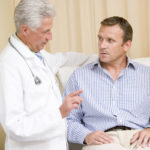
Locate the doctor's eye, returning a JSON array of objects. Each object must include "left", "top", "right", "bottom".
[{"left": 42, "top": 29, "right": 51, "bottom": 34}]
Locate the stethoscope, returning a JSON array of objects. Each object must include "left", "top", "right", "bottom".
[{"left": 8, "top": 37, "right": 42, "bottom": 85}]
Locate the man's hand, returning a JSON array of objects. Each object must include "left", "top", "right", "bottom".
[
  {"left": 130, "top": 128, "right": 150, "bottom": 148},
  {"left": 84, "top": 131, "right": 114, "bottom": 145},
  {"left": 59, "top": 90, "right": 83, "bottom": 118}
]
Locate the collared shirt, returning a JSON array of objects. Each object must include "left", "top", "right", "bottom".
[{"left": 63, "top": 58, "right": 150, "bottom": 144}]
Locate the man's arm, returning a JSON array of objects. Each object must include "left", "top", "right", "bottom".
[
  {"left": 63, "top": 73, "right": 92, "bottom": 144},
  {"left": 63, "top": 72, "right": 114, "bottom": 145}
]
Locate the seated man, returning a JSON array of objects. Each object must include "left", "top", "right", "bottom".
[{"left": 63, "top": 16, "right": 150, "bottom": 150}]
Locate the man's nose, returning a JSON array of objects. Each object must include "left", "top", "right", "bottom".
[{"left": 99, "top": 40, "right": 107, "bottom": 48}]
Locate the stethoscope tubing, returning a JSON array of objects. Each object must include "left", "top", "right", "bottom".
[{"left": 8, "top": 37, "right": 42, "bottom": 85}]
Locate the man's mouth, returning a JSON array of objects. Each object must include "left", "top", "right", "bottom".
[{"left": 100, "top": 52, "right": 109, "bottom": 56}]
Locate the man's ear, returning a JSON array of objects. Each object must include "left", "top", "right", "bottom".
[
  {"left": 123, "top": 40, "right": 132, "bottom": 52},
  {"left": 21, "top": 24, "right": 30, "bottom": 35}
]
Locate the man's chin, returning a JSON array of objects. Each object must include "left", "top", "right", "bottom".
[{"left": 100, "top": 57, "right": 109, "bottom": 62}]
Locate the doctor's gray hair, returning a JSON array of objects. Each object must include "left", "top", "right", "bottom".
[{"left": 14, "top": 0, "right": 56, "bottom": 33}]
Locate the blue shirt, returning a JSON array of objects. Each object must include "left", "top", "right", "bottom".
[{"left": 63, "top": 58, "right": 150, "bottom": 144}]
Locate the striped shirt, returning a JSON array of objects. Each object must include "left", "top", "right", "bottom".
[{"left": 63, "top": 58, "right": 150, "bottom": 144}]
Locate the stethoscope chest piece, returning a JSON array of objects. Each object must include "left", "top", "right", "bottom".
[{"left": 34, "top": 76, "right": 42, "bottom": 85}]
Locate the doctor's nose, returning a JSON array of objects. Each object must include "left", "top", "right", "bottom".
[{"left": 46, "top": 32, "right": 52, "bottom": 41}]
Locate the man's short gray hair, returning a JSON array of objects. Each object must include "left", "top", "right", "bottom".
[{"left": 14, "top": 0, "right": 56, "bottom": 33}]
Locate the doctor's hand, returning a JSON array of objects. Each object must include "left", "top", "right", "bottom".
[{"left": 59, "top": 90, "right": 83, "bottom": 118}]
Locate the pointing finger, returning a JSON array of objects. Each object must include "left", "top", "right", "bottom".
[{"left": 69, "top": 90, "right": 83, "bottom": 97}]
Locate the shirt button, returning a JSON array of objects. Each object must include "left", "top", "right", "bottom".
[
  {"left": 119, "top": 120, "right": 122, "bottom": 123},
  {"left": 113, "top": 112, "right": 117, "bottom": 116}
]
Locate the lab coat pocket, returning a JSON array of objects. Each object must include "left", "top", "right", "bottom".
[{"left": 24, "top": 78, "right": 50, "bottom": 113}]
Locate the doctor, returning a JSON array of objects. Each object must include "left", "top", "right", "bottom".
[{"left": 0, "top": 0, "right": 95, "bottom": 150}]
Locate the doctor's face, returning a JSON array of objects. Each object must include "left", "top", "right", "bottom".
[{"left": 23, "top": 17, "right": 53, "bottom": 52}]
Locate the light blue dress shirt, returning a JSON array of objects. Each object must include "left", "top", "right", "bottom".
[
  {"left": 35, "top": 52, "right": 45, "bottom": 65},
  {"left": 63, "top": 58, "right": 150, "bottom": 144}
]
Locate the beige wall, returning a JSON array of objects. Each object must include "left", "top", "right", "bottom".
[
  {"left": 1, "top": 0, "right": 150, "bottom": 58},
  {"left": 0, "top": 125, "right": 5, "bottom": 150},
  {"left": 0, "top": 1, "right": 150, "bottom": 149},
  {"left": 0, "top": 0, "right": 15, "bottom": 52},
  {"left": 0, "top": 1, "right": 14, "bottom": 149}
]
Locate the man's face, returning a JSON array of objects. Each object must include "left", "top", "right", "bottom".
[
  {"left": 24, "top": 17, "right": 53, "bottom": 52},
  {"left": 98, "top": 24, "right": 130, "bottom": 65}
]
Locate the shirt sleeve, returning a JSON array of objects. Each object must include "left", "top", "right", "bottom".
[
  {"left": 42, "top": 50, "right": 97, "bottom": 74},
  {"left": 63, "top": 73, "right": 92, "bottom": 144},
  {"left": 61, "top": 52, "right": 98, "bottom": 67}
]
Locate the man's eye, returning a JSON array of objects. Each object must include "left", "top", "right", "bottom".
[{"left": 108, "top": 39, "right": 113, "bottom": 42}]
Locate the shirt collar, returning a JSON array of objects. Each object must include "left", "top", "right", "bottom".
[
  {"left": 91, "top": 56, "right": 136, "bottom": 70},
  {"left": 10, "top": 34, "right": 44, "bottom": 59}
]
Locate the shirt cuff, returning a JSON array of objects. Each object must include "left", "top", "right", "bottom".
[{"left": 78, "top": 129, "right": 92, "bottom": 144}]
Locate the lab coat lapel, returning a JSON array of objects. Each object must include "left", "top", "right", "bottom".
[
  {"left": 9, "top": 35, "right": 35, "bottom": 59},
  {"left": 9, "top": 35, "right": 47, "bottom": 70}
]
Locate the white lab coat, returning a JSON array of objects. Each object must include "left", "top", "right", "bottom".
[{"left": 0, "top": 35, "right": 97, "bottom": 150}]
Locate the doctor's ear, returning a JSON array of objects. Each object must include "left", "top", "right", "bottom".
[{"left": 21, "top": 25, "right": 30, "bottom": 35}]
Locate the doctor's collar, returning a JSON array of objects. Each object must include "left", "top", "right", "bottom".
[{"left": 10, "top": 35, "right": 37, "bottom": 59}]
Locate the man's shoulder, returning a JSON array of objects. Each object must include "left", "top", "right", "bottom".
[{"left": 131, "top": 60, "right": 150, "bottom": 74}]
